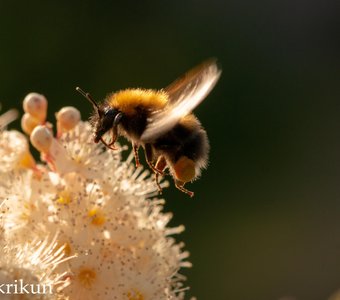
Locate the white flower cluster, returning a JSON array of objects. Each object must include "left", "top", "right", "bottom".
[{"left": 0, "top": 93, "right": 192, "bottom": 300}]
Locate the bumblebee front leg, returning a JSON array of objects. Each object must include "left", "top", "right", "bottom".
[
  {"left": 100, "top": 137, "right": 117, "bottom": 150},
  {"left": 132, "top": 143, "right": 140, "bottom": 168},
  {"left": 107, "top": 129, "right": 118, "bottom": 149},
  {"left": 98, "top": 128, "right": 118, "bottom": 150},
  {"left": 144, "top": 143, "right": 164, "bottom": 175}
]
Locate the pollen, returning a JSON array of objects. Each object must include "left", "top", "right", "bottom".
[
  {"left": 88, "top": 208, "right": 106, "bottom": 226},
  {"left": 18, "top": 151, "right": 36, "bottom": 169},
  {"left": 56, "top": 192, "right": 72, "bottom": 205},
  {"left": 56, "top": 241, "right": 72, "bottom": 256},
  {"left": 20, "top": 212, "right": 30, "bottom": 221},
  {"left": 20, "top": 202, "right": 36, "bottom": 221},
  {"left": 174, "top": 156, "right": 196, "bottom": 183},
  {"left": 63, "top": 242, "right": 72, "bottom": 256},
  {"left": 127, "top": 289, "right": 144, "bottom": 300},
  {"left": 77, "top": 267, "right": 97, "bottom": 288},
  {"left": 23, "top": 202, "right": 36, "bottom": 210}
]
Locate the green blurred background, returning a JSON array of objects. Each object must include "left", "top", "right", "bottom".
[{"left": 0, "top": 1, "right": 339, "bottom": 299}]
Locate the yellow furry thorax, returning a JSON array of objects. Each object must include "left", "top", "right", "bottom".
[{"left": 107, "top": 88, "right": 168, "bottom": 115}]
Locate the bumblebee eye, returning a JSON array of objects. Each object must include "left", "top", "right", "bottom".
[
  {"left": 92, "top": 108, "right": 122, "bottom": 144},
  {"left": 101, "top": 108, "right": 119, "bottom": 129},
  {"left": 103, "top": 108, "right": 116, "bottom": 120}
]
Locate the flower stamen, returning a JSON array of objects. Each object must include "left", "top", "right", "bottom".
[
  {"left": 77, "top": 267, "right": 97, "bottom": 288},
  {"left": 88, "top": 208, "right": 106, "bottom": 226}
]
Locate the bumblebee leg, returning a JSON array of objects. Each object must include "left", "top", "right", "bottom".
[
  {"left": 100, "top": 137, "right": 117, "bottom": 150},
  {"left": 132, "top": 143, "right": 140, "bottom": 168},
  {"left": 175, "top": 180, "right": 194, "bottom": 198},
  {"left": 154, "top": 156, "right": 167, "bottom": 194},
  {"left": 107, "top": 130, "right": 118, "bottom": 149},
  {"left": 144, "top": 143, "right": 164, "bottom": 175},
  {"left": 173, "top": 156, "right": 196, "bottom": 197}
]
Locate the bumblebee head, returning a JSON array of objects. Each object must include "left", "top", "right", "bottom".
[
  {"left": 93, "top": 107, "right": 123, "bottom": 143},
  {"left": 76, "top": 87, "right": 123, "bottom": 144}
]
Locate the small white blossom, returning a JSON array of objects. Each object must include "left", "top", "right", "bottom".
[
  {"left": 0, "top": 130, "right": 36, "bottom": 172},
  {"left": 0, "top": 94, "right": 193, "bottom": 300},
  {"left": 0, "top": 233, "right": 72, "bottom": 300},
  {"left": 0, "top": 109, "right": 36, "bottom": 172}
]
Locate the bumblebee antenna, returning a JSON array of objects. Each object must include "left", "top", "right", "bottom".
[{"left": 76, "top": 87, "right": 100, "bottom": 110}]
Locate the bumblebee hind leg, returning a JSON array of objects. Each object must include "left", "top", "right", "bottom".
[
  {"left": 173, "top": 156, "right": 196, "bottom": 197},
  {"left": 175, "top": 180, "right": 194, "bottom": 198}
]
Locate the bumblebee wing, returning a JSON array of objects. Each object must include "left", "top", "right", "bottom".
[
  {"left": 164, "top": 58, "right": 220, "bottom": 104},
  {"left": 140, "top": 59, "right": 221, "bottom": 141}
]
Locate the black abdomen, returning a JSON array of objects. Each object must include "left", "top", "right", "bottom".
[{"left": 153, "top": 121, "right": 209, "bottom": 164}]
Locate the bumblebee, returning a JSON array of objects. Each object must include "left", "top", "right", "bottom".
[{"left": 76, "top": 59, "right": 221, "bottom": 197}]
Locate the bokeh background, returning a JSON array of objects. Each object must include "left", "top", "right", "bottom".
[{"left": 0, "top": 1, "right": 339, "bottom": 299}]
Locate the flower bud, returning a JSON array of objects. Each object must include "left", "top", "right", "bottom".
[
  {"left": 23, "top": 93, "right": 47, "bottom": 121},
  {"left": 21, "top": 113, "right": 41, "bottom": 135},
  {"left": 56, "top": 106, "right": 81, "bottom": 132},
  {"left": 30, "top": 125, "right": 53, "bottom": 153}
]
